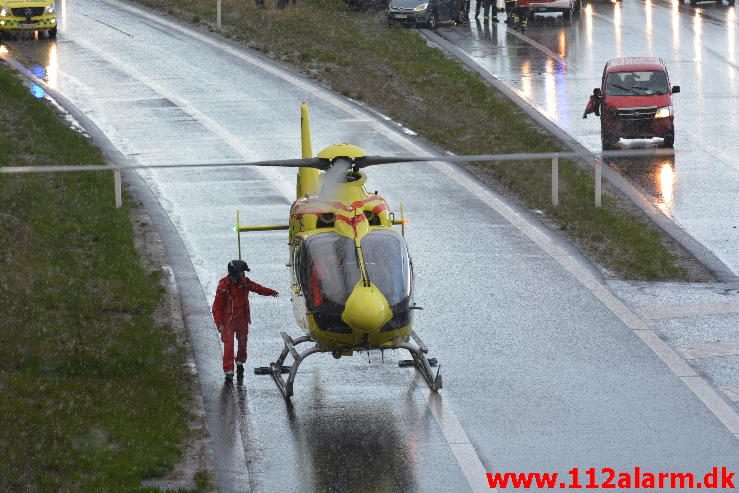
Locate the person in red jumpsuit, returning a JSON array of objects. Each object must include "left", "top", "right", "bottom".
[{"left": 212, "top": 259, "right": 278, "bottom": 382}]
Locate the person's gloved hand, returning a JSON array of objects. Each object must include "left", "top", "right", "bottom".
[{"left": 272, "top": 292, "right": 279, "bottom": 297}]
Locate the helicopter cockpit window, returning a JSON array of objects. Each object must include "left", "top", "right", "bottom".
[
  {"left": 361, "top": 230, "right": 411, "bottom": 307},
  {"left": 301, "top": 233, "right": 361, "bottom": 312}
]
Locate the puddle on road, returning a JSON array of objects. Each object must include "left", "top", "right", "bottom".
[
  {"left": 0, "top": 37, "right": 58, "bottom": 99},
  {"left": 606, "top": 145, "right": 677, "bottom": 215}
]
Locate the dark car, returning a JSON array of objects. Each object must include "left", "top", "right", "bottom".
[{"left": 387, "top": 0, "right": 465, "bottom": 28}]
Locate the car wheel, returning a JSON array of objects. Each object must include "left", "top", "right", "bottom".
[
  {"left": 601, "top": 133, "right": 618, "bottom": 150},
  {"left": 563, "top": 6, "right": 572, "bottom": 20},
  {"left": 49, "top": 27, "right": 57, "bottom": 39},
  {"left": 663, "top": 135, "right": 674, "bottom": 148},
  {"left": 427, "top": 10, "right": 438, "bottom": 29},
  {"left": 574, "top": 0, "right": 582, "bottom": 13},
  {"left": 729, "top": 0, "right": 735, "bottom": 5}
]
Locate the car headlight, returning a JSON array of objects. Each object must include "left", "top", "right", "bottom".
[
  {"left": 45, "top": 4, "right": 55, "bottom": 14},
  {"left": 0, "top": 8, "right": 7, "bottom": 17},
  {"left": 413, "top": 2, "right": 428, "bottom": 11},
  {"left": 654, "top": 106, "right": 672, "bottom": 119}
]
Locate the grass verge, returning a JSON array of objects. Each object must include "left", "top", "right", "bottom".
[
  {"left": 138, "top": 0, "right": 709, "bottom": 281},
  {"left": 0, "top": 65, "right": 202, "bottom": 490}
]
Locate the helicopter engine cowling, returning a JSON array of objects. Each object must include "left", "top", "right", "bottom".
[{"left": 341, "top": 282, "right": 393, "bottom": 334}]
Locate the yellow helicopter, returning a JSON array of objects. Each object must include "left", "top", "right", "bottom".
[{"left": 235, "top": 102, "right": 441, "bottom": 398}]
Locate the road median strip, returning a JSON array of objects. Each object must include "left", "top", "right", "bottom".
[{"left": 0, "top": 63, "right": 210, "bottom": 491}]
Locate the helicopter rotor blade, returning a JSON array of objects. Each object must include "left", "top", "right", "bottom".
[
  {"left": 239, "top": 157, "right": 330, "bottom": 169},
  {"left": 355, "top": 153, "right": 550, "bottom": 168},
  {"left": 355, "top": 148, "right": 675, "bottom": 168}
]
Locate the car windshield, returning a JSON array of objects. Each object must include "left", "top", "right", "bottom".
[
  {"left": 361, "top": 230, "right": 411, "bottom": 307},
  {"left": 605, "top": 71, "right": 668, "bottom": 96},
  {"left": 302, "top": 233, "right": 360, "bottom": 310}
]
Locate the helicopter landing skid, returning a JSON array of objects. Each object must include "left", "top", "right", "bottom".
[
  {"left": 397, "top": 330, "right": 442, "bottom": 392},
  {"left": 255, "top": 330, "right": 442, "bottom": 398},
  {"left": 254, "top": 332, "right": 319, "bottom": 399}
]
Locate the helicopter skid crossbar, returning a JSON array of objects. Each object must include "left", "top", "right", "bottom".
[
  {"left": 397, "top": 330, "right": 442, "bottom": 392},
  {"left": 257, "top": 332, "right": 318, "bottom": 399},
  {"left": 256, "top": 330, "right": 442, "bottom": 397}
]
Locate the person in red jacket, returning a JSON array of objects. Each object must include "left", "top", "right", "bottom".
[{"left": 212, "top": 259, "right": 278, "bottom": 382}]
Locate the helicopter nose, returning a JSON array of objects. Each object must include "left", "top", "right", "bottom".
[{"left": 341, "top": 284, "right": 392, "bottom": 334}]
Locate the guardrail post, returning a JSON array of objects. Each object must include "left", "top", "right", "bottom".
[
  {"left": 594, "top": 158, "right": 602, "bottom": 208},
  {"left": 114, "top": 167, "right": 122, "bottom": 209},
  {"left": 216, "top": 0, "right": 222, "bottom": 30},
  {"left": 551, "top": 154, "right": 559, "bottom": 207}
]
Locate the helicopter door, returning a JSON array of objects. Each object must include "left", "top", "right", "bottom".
[
  {"left": 360, "top": 230, "right": 411, "bottom": 307},
  {"left": 300, "top": 233, "right": 361, "bottom": 334},
  {"left": 301, "top": 233, "right": 361, "bottom": 312},
  {"left": 361, "top": 230, "right": 413, "bottom": 331}
]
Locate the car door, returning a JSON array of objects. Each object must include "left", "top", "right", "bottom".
[{"left": 436, "top": 0, "right": 451, "bottom": 20}]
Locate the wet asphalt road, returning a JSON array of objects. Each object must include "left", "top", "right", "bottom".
[
  {"left": 437, "top": 0, "right": 739, "bottom": 275},
  {"left": 3, "top": 0, "right": 739, "bottom": 491}
]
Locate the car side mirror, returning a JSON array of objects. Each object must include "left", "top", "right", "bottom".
[
  {"left": 672, "top": 85, "right": 680, "bottom": 94},
  {"left": 593, "top": 88, "right": 602, "bottom": 98}
]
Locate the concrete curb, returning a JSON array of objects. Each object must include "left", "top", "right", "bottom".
[{"left": 422, "top": 29, "right": 738, "bottom": 284}]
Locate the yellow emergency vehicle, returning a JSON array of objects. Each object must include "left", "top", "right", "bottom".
[{"left": 0, "top": 0, "right": 57, "bottom": 38}]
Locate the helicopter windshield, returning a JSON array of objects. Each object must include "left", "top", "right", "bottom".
[
  {"left": 302, "top": 233, "right": 361, "bottom": 310},
  {"left": 361, "top": 230, "right": 411, "bottom": 307}
]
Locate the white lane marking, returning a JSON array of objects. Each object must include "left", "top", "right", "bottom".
[
  {"left": 418, "top": 375, "right": 495, "bottom": 493},
  {"left": 69, "top": 36, "right": 295, "bottom": 203},
  {"left": 94, "top": 0, "right": 739, "bottom": 474},
  {"left": 502, "top": 27, "right": 573, "bottom": 71},
  {"left": 680, "top": 341, "right": 739, "bottom": 360},
  {"left": 638, "top": 301, "right": 739, "bottom": 320},
  {"left": 101, "top": 0, "right": 449, "bottom": 155}
]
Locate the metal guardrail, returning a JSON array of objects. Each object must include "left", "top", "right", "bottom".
[{"left": 0, "top": 148, "right": 675, "bottom": 209}]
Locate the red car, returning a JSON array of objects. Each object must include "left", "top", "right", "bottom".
[{"left": 584, "top": 57, "right": 680, "bottom": 149}]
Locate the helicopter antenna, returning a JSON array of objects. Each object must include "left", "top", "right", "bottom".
[
  {"left": 400, "top": 202, "right": 405, "bottom": 237},
  {"left": 236, "top": 209, "right": 242, "bottom": 260}
]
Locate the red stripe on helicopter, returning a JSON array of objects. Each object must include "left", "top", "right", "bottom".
[
  {"left": 293, "top": 200, "right": 386, "bottom": 218},
  {"left": 298, "top": 196, "right": 385, "bottom": 211},
  {"left": 334, "top": 213, "right": 367, "bottom": 226}
]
